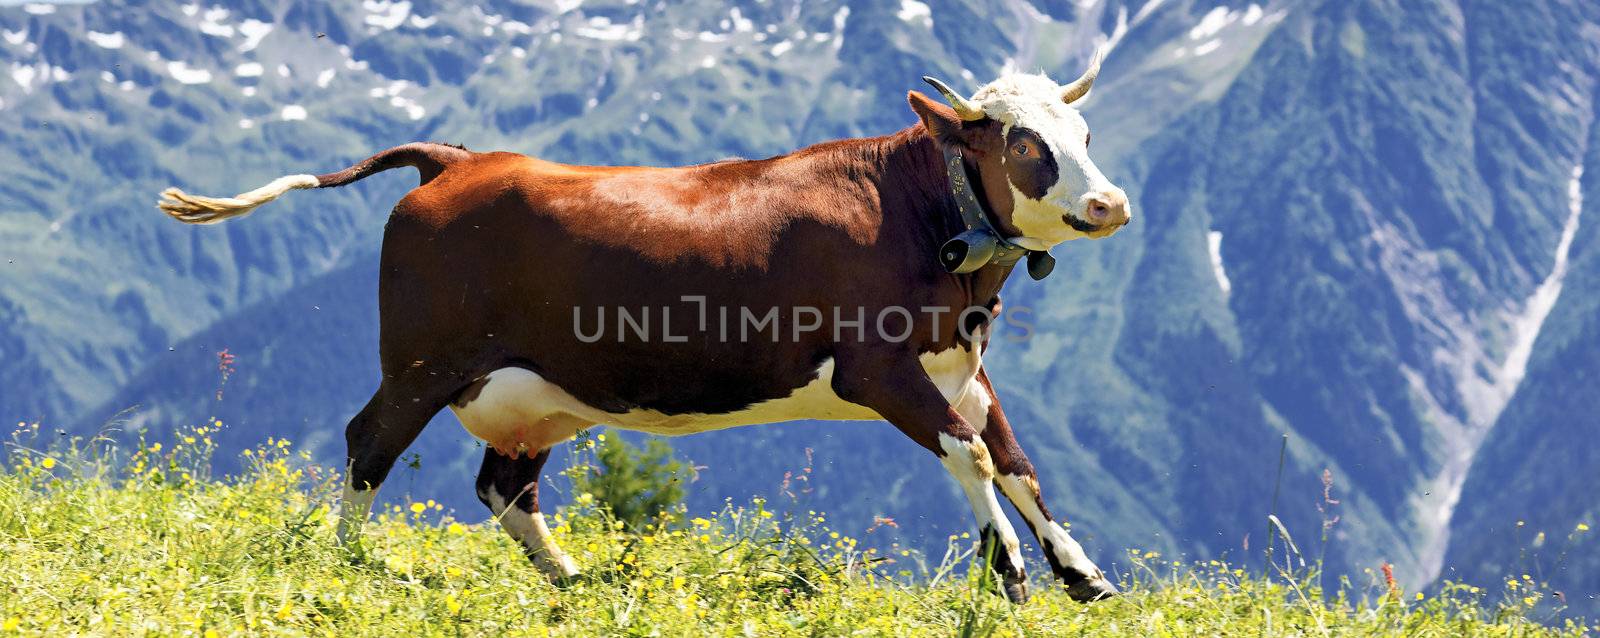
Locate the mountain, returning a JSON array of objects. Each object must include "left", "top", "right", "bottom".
[
  {"left": 1444, "top": 115, "right": 1600, "bottom": 608},
  {"left": 3, "top": 0, "right": 1597, "bottom": 614}
]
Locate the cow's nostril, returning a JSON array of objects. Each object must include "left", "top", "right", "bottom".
[{"left": 1087, "top": 200, "right": 1111, "bottom": 220}]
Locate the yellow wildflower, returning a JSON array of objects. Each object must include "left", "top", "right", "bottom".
[
  {"left": 40, "top": 458, "right": 55, "bottom": 469},
  {"left": 410, "top": 503, "right": 427, "bottom": 514}
]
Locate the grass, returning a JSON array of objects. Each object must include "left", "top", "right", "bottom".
[{"left": 0, "top": 422, "right": 1593, "bottom": 637}]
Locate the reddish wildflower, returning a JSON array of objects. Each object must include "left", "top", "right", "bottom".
[
  {"left": 866, "top": 516, "right": 899, "bottom": 533},
  {"left": 1318, "top": 469, "right": 1341, "bottom": 531},
  {"left": 215, "top": 348, "right": 238, "bottom": 400},
  {"left": 779, "top": 471, "right": 797, "bottom": 500},
  {"left": 1381, "top": 562, "right": 1401, "bottom": 601}
]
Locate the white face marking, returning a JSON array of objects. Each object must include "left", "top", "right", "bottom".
[
  {"left": 970, "top": 73, "right": 1126, "bottom": 247},
  {"left": 451, "top": 349, "right": 983, "bottom": 441}
]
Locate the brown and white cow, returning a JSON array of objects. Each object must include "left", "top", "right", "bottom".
[{"left": 158, "top": 55, "right": 1130, "bottom": 603}]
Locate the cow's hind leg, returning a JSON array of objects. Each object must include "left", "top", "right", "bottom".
[
  {"left": 336, "top": 380, "right": 453, "bottom": 545},
  {"left": 476, "top": 447, "right": 579, "bottom": 581}
]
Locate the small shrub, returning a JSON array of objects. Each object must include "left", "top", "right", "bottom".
[{"left": 569, "top": 432, "right": 689, "bottom": 531}]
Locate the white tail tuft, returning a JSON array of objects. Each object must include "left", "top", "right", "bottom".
[{"left": 157, "top": 174, "right": 320, "bottom": 224}]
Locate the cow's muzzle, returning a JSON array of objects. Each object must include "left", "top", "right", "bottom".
[{"left": 1076, "top": 188, "right": 1131, "bottom": 236}]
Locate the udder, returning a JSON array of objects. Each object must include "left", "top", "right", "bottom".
[{"left": 450, "top": 368, "right": 595, "bottom": 457}]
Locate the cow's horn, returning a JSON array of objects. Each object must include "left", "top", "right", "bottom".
[
  {"left": 922, "top": 76, "right": 986, "bottom": 121},
  {"left": 1060, "top": 47, "right": 1105, "bottom": 104}
]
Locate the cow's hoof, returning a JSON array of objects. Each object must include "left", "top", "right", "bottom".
[
  {"left": 1066, "top": 577, "right": 1118, "bottom": 602},
  {"left": 551, "top": 571, "right": 584, "bottom": 589},
  {"left": 1002, "top": 578, "right": 1031, "bottom": 604}
]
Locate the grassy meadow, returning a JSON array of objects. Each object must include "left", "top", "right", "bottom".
[{"left": 0, "top": 421, "right": 1593, "bottom": 637}]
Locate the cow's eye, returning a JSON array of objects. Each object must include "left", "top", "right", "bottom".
[
  {"left": 1085, "top": 133, "right": 1091, "bottom": 147},
  {"left": 1012, "top": 143, "right": 1030, "bottom": 157}
]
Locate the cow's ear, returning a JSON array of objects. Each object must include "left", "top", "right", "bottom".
[{"left": 908, "top": 91, "right": 982, "bottom": 153}]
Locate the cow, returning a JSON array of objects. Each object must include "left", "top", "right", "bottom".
[{"left": 157, "top": 54, "right": 1131, "bottom": 603}]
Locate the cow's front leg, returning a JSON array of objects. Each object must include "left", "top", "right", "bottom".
[
  {"left": 834, "top": 351, "right": 1030, "bottom": 603},
  {"left": 967, "top": 368, "right": 1117, "bottom": 601}
]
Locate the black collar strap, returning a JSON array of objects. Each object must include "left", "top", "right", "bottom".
[{"left": 942, "top": 147, "right": 1056, "bottom": 279}]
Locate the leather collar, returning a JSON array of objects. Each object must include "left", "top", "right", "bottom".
[{"left": 942, "top": 147, "right": 1056, "bottom": 279}]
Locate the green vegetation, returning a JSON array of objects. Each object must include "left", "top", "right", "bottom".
[
  {"left": 567, "top": 432, "right": 691, "bottom": 532},
  {"left": 0, "top": 424, "right": 1591, "bottom": 637}
]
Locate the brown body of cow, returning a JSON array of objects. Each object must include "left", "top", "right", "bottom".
[{"left": 158, "top": 61, "right": 1129, "bottom": 603}]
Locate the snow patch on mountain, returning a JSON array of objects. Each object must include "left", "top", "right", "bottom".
[
  {"left": 1242, "top": 4, "right": 1264, "bottom": 26},
  {"left": 167, "top": 61, "right": 211, "bottom": 84},
  {"left": 86, "top": 30, "right": 123, "bottom": 49},
  {"left": 1207, "top": 230, "right": 1231, "bottom": 295},
  {"left": 1498, "top": 163, "right": 1584, "bottom": 395},
  {"left": 575, "top": 16, "right": 641, "bottom": 42},
  {"left": 897, "top": 0, "right": 932, "bottom": 29},
  {"left": 1189, "top": 6, "right": 1233, "bottom": 40},
  {"left": 728, "top": 8, "right": 753, "bottom": 33},
  {"left": 363, "top": 0, "right": 411, "bottom": 31},
  {"left": 198, "top": 6, "right": 234, "bottom": 38},
  {"left": 1418, "top": 160, "right": 1588, "bottom": 582},
  {"left": 11, "top": 61, "right": 71, "bottom": 92},
  {"left": 237, "top": 19, "right": 271, "bottom": 52}
]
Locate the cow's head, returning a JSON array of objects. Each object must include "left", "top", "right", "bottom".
[{"left": 909, "top": 52, "right": 1130, "bottom": 250}]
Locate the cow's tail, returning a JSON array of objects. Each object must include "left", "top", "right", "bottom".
[{"left": 157, "top": 142, "right": 472, "bottom": 224}]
